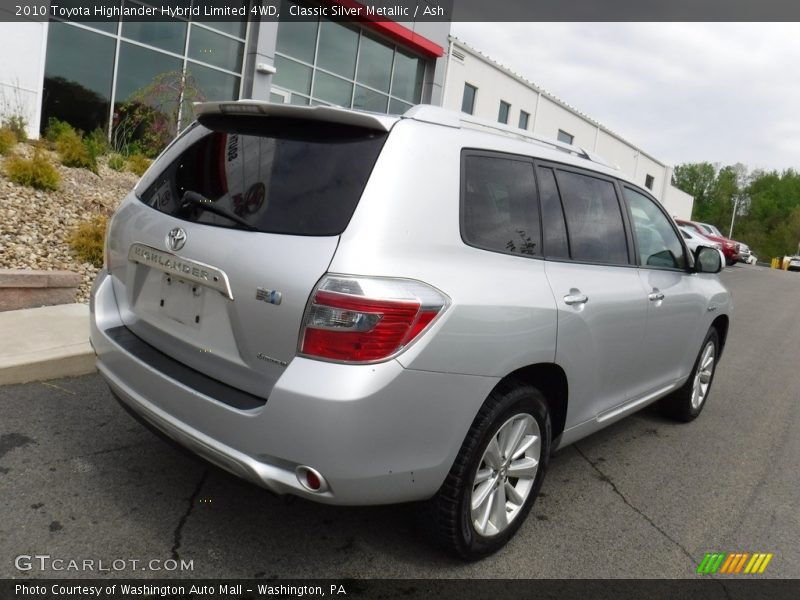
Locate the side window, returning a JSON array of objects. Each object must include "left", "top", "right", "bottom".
[
  {"left": 556, "top": 170, "right": 629, "bottom": 265},
  {"left": 624, "top": 187, "right": 686, "bottom": 269},
  {"left": 536, "top": 167, "right": 569, "bottom": 259},
  {"left": 462, "top": 154, "right": 541, "bottom": 257}
]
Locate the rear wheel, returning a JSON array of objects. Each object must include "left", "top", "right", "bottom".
[
  {"left": 423, "top": 381, "right": 551, "bottom": 559},
  {"left": 659, "top": 328, "right": 719, "bottom": 422}
]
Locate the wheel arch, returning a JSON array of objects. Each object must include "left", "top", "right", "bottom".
[
  {"left": 711, "top": 314, "right": 729, "bottom": 357},
  {"left": 495, "top": 363, "right": 569, "bottom": 444}
]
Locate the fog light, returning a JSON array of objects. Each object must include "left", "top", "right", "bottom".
[{"left": 296, "top": 466, "right": 328, "bottom": 493}]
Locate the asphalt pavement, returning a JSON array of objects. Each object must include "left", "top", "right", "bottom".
[{"left": 1, "top": 264, "right": 799, "bottom": 579}]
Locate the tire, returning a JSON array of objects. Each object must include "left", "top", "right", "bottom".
[
  {"left": 659, "top": 328, "right": 719, "bottom": 422},
  {"left": 422, "top": 380, "right": 551, "bottom": 560},
  {"left": 725, "top": 258, "right": 735, "bottom": 266}
]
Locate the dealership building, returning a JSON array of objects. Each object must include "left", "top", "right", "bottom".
[{"left": 0, "top": 2, "right": 691, "bottom": 216}]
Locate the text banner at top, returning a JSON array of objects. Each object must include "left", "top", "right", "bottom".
[{"left": 2, "top": 0, "right": 800, "bottom": 22}]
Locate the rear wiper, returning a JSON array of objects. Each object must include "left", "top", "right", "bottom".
[{"left": 180, "top": 191, "right": 257, "bottom": 231}]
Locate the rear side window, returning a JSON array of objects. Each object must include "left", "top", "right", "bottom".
[
  {"left": 138, "top": 116, "right": 388, "bottom": 236},
  {"left": 461, "top": 153, "right": 541, "bottom": 257},
  {"left": 556, "top": 170, "right": 629, "bottom": 265}
]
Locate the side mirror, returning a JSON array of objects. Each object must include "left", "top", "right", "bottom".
[{"left": 695, "top": 246, "right": 722, "bottom": 273}]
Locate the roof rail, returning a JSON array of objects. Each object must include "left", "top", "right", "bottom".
[{"left": 403, "top": 105, "right": 619, "bottom": 170}]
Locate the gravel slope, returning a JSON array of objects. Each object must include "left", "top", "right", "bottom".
[{"left": 0, "top": 143, "right": 138, "bottom": 303}]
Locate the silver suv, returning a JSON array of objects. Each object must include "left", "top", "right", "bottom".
[{"left": 90, "top": 102, "right": 731, "bottom": 559}]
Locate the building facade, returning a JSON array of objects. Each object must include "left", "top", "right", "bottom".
[
  {"left": 441, "top": 38, "right": 693, "bottom": 218},
  {"left": 0, "top": 1, "right": 449, "bottom": 138}
]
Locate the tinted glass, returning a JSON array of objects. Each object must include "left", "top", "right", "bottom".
[
  {"left": 389, "top": 98, "right": 413, "bottom": 115},
  {"left": 115, "top": 42, "right": 183, "bottom": 102},
  {"left": 392, "top": 50, "right": 424, "bottom": 103},
  {"left": 461, "top": 83, "right": 476, "bottom": 114},
  {"left": 43, "top": 23, "right": 115, "bottom": 133},
  {"left": 313, "top": 72, "right": 353, "bottom": 107},
  {"left": 536, "top": 167, "right": 569, "bottom": 259},
  {"left": 275, "top": 2, "right": 318, "bottom": 64},
  {"left": 189, "top": 64, "right": 240, "bottom": 101},
  {"left": 122, "top": 7, "right": 186, "bottom": 54},
  {"left": 317, "top": 20, "right": 358, "bottom": 78},
  {"left": 462, "top": 155, "right": 540, "bottom": 257},
  {"left": 138, "top": 116, "right": 388, "bottom": 236},
  {"left": 356, "top": 34, "right": 393, "bottom": 92},
  {"left": 353, "top": 86, "right": 388, "bottom": 112},
  {"left": 557, "top": 171, "right": 628, "bottom": 264},
  {"left": 519, "top": 111, "right": 529, "bottom": 130},
  {"left": 557, "top": 130, "right": 574, "bottom": 145},
  {"left": 273, "top": 55, "right": 312, "bottom": 95},
  {"left": 498, "top": 101, "right": 510, "bottom": 124},
  {"left": 624, "top": 187, "right": 686, "bottom": 269},
  {"left": 189, "top": 25, "right": 244, "bottom": 72}
]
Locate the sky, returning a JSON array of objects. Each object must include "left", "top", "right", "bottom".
[{"left": 450, "top": 22, "right": 800, "bottom": 172}]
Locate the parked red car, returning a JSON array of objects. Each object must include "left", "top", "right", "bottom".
[{"left": 675, "top": 219, "right": 740, "bottom": 265}]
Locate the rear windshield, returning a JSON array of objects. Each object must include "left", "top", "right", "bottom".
[{"left": 137, "top": 115, "right": 388, "bottom": 236}]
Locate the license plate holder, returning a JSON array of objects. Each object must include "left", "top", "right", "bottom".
[{"left": 160, "top": 274, "right": 205, "bottom": 327}]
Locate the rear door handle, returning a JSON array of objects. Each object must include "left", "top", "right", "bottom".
[
  {"left": 648, "top": 290, "right": 665, "bottom": 302},
  {"left": 563, "top": 293, "right": 589, "bottom": 306}
]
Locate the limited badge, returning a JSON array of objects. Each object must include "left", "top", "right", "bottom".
[{"left": 256, "top": 288, "right": 282, "bottom": 305}]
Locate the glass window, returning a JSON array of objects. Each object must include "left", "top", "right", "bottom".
[
  {"left": 557, "top": 129, "right": 574, "bottom": 145},
  {"left": 356, "top": 33, "right": 393, "bottom": 93},
  {"left": 462, "top": 154, "right": 540, "bottom": 257},
  {"left": 317, "top": 20, "right": 358, "bottom": 79},
  {"left": 189, "top": 64, "right": 240, "bottom": 102},
  {"left": 624, "top": 187, "right": 686, "bottom": 269},
  {"left": 312, "top": 71, "right": 353, "bottom": 107},
  {"left": 498, "top": 100, "right": 510, "bottom": 124},
  {"left": 273, "top": 55, "right": 312, "bottom": 95},
  {"left": 275, "top": 2, "right": 318, "bottom": 64},
  {"left": 389, "top": 98, "right": 413, "bottom": 115},
  {"left": 461, "top": 83, "right": 476, "bottom": 114},
  {"left": 557, "top": 170, "right": 628, "bottom": 265},
  {"left": 122, "top": 8, "right": 187, "bottom": 54},
  {"left": 391, "top": 50, "right": 424, "bottom": 103},
  {"left": 536, "top": 167, "right": 569, "bottom": 259},
  {"left": 139, "top": 116, "right": 389, "bottom": 236},
  {"left": 519, "top": 110, "right": 529, "bottom": 130},
  {"left": 353, "top": 86, "right": 388, "bottom": 113},
  {"left": 645, "top": 174, "right": 655, "bottom": 190},
  {"left": 188, "top": 25, "right": 244, "bottom": 72},
  {"left": 57, "top": 0, "right": 119, "bottom": 33},
  {"left": 42, "top": 22, "right": 115, "bottom": 133},
  {"left": 115, "top": 42, "right": 183, "bottom": 103},
  {"left": 194, "top": 0, "right": 248, "bottom": 38}
]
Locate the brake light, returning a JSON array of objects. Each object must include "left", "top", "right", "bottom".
[{"left": 299, "top": 276, "right": 449, "bottom": 363}]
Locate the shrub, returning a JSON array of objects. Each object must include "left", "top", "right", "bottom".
[
  {"left": 87, "top": 127, "right": 109, "bottom": 156},
  {"left": 0, "top": 127, "right": 16, "bottom": 155},
  {"left": 107, "top": 153, "right": 125, "bottom": 171},
  {"left": 45, "top": 117, "right": 75, "bottom": 143},
  {"left": 2, "top": 115, "right": 27, "bottom": 142},
  {"left": 67, "top": 215, "right": 108, "bottom": 268},
  {"left": 127, "top": 153, "right": 151, "bottom": 176},
  {"left": 56, "top": 130, "right": 98, "bottom": 173},
  {"left": 4, "top": 150, "right": 60, "bottom": 190}
]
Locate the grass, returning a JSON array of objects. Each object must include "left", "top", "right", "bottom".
[
  {"left": 4, "top": 150, "right": 60, "bottom": 190},
  {"left": 127, "top": 154, "right": 151, "bottom": 176},
  {"left": 56, "top": 130, "right": 98, "bottom": 174},
  {"left": 0, "top": 127, "right": 16, "bottom": 155},
  {"left": 67, "top": 215, "right": 108, "bottom": 267}
]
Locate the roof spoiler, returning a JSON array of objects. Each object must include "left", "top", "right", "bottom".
[{"left": 194, "top": 101, "right": 397, "bottom": 132}]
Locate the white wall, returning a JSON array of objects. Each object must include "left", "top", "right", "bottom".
[
  {"left": 0, "top": 19, "right": 48, "bottom": 138},
  {"left": 443, "top": 38, "right": 693, "bottom": 214}
]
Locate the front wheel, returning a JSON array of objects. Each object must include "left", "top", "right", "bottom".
[
  {"left": 423, "top": 381, "right": 551, "bottom": 559},
  {"left": 659, "top": 327, "right": 719, "bottom": 422}
]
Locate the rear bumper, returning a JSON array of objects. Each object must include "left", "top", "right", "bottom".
[{"left": 90, "top": 270, "right": 497, "bottom": 505}]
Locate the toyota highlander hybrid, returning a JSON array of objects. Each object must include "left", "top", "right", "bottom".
[{"left": 90, "top": 102, "right": 731, "bottom": 559}]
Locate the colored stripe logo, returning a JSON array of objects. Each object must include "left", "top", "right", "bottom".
[{"left": 696, "top": 552, "right": 774, "bottom": 574}]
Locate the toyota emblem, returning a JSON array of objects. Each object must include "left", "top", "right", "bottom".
[{"left": 166, "top": 227, "right": 187, "bottom": 251}]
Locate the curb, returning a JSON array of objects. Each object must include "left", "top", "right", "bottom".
[{"left": 0, "top": 304, "right": 96, "bottom": 386}]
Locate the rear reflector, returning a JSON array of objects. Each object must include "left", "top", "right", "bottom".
[{"left": 299, "top": 275, "right": 449, "bottom": 363}]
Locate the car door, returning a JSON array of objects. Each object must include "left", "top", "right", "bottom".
[
  {"left": 622, "top": 186, "right": 705, "bottom": 389},
  {"left": 536, "top": 165, "right": 649, "bottom": 426}
]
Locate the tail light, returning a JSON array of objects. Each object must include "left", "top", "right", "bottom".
[{"left": 299, "top": 275, "right": 449, "bottom": 363}]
